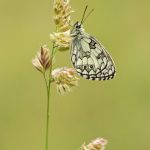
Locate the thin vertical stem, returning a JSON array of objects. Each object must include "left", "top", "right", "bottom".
[
  {"left": 45, "top": 82, "right": 50, "bottom": 150},
  {"left": 45, "top": 44, "right": 55, "bottom": 150}
]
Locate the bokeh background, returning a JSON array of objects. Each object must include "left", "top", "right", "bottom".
[{"left": 0, "top": 0, "right": 150, "bottom": 150}]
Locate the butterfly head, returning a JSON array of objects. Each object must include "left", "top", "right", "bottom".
[
  {"left": 74, "top": 21, "right": 82, "bottom": 29},
  {"left": 71, "top": 21, "right": 84, "bottom": 37}
]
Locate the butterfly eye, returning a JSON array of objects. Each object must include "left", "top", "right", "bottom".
[{"left": 76, "top": 24, "right": 81, "bottom": 29}]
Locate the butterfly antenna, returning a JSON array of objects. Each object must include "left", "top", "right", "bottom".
[
  {"left": 82, "top": 8, "right": 94, "bottom": 24},
  {"left": 81, "top": 5, "right": 88, "bottom": 24}
]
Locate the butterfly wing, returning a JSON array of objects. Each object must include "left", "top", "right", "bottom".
[{"left": 71, "top": 34, "right": 116, "bottom": 80}]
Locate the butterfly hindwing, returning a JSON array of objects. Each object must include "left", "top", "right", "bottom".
[{"left": 71, "top": 33, "right": 116, "bottom": 80}]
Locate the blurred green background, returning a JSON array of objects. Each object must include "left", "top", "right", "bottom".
[{"left": 0, "top": 0, "right": 150, "bottom": 150}]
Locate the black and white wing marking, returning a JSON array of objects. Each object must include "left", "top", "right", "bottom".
[{"left": 71, "top": 35, "right": 116, "bottom": 80}]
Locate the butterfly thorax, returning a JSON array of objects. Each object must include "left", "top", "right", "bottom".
[{"left": 70, "top": 21, "right": 85, "bottom": 38}]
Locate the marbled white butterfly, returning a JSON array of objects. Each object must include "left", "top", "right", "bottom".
[{"left": 70, "top": 6, "right": 116, "bottom": 80}]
